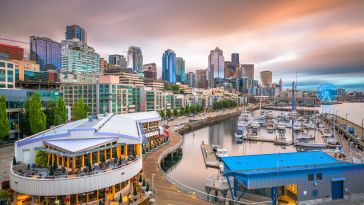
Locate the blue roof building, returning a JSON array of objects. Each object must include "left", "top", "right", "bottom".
[{"left": 221, "top": 151, "right": 364, "bottom": 204}]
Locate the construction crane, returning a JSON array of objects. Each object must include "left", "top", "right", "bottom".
[{"left": 0, "top": 37, "right": 29, "bottom": 44}]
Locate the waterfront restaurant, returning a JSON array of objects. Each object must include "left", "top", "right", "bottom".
[
  {"left": 10, "top": 111, "right": 163, "bottom": 204},
  {"left": 221, "top": 151, "right": 364, "bottom": 205}
]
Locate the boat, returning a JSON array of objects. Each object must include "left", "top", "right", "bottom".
[
  {"left": 294, "top": 140, "right": 327, "bottom": 148},
  {"left": 294, "top": 132, "right": 315, "bottom": 141},
  {"left": 326, "top": 137, "right": 338, "bottom": 145},
  {"left": 293, "top": 122, "right": 302, "bottom": 132},
  {"left": 277, "top": 121, "right": 286, "bottom": 130},
  {"left": 322, "top": 128, "right": 333, "bottom": 138},
  {"left": 266, "top": 111, "right": 275, "bottom": 119},
  {"left": 251, "top": 120, "right": 260, "bottom": 129},
  {"left": 234, "top": 127, "right": 248, "bottom": 139},
  {"left": 215, "top": 148, "right": 229, "bottom": 159},
  {"left": 267, "top": 122, "right": 274, "bottom": 133}
]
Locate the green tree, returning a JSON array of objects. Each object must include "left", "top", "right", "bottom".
[
  {"left": 159, "top": 110, "right": 165, "bottom": 119},
  {"left": 29, "top": 93, "right": 46, "bottom": 134},
  {"left": 195, "top": 105, "right": 201, "bottom": 113},
  {"left": 0, "top": 95, "right": 9, "bottom": 140},
  {"left": 185, "top": 105, "right": 190, "bottom": 114},
  {"left": 190, "top": 105, "right": 196, "bottom": 114},
  {"left": 19, "top": 98, "right": 32, "bottom": 136},
  {"left": 34, "top": 150, "right": 47, "bottom": 168},
  {"left": 173, "top": 108, "right": 179, "bottom": 117},
  {"left": 44, "top": 100, "right": 56, "bottom": 128},
  {"left": 54, "top": 98, "right": 67, "bottom": 125},
  {"left": 72, "top": 99, "right": 89, "bottom": 120},
  {"left": 179, "top": 107, "right": 185, "bottom": 116},
  {"left": 0, "top": 189, "right": 11, "bottom": 201},
  {"left": 166, "top": 109, "right": 172, "bottom": 118}
]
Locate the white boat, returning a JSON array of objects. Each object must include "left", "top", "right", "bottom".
[
  {"left": 215, "top": 148, "right": 229, "bottom": 159},
  {"left": 234, "top": 125, "right": 248, "bottom": 139},
  {"left": 323, "top": 128, "right": 333, "bottom": 138},
  {"left": 267, "top": 122, "right": 274, "bottom": 133},
  {"left": 294, "top": 141, "right": 327, "bottom": 148},
  {"left": 293, "top": 123, "right": 302, "bottom": 131},
  {"left": 277, "top": 121, "right": 286, "bottom": 130},
  {"left": 326, "top": 137, "right": 338, "bottom": 145},
  {"left": 251, "top": 120, "right": 260, "bottom": 129},
  {"left": 266, "top": 111, "right": 275, "bottom": 119},
  {"left": 294, "top": 133, "right": 315, "bottom": 140}
]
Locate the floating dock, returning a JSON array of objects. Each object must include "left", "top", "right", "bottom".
[{"left": 201, "top": 144, "right": 220, "bottom": 168}]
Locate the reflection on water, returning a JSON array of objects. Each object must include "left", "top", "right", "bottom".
[{"left": 168, "top": 110, "right": 296, "bottom": 192}]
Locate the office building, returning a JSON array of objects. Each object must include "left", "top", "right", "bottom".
[
  {"left": 11, "top": 60, "right": 40, "bottom": 81},
  {"left": 241, "top": 64, "right": 254, "bottom": 79},
  {"left": 30, "top": 36, "right": 61, "bottom": 71},
  {"left": 0, "top": 60, "right": 15, "bottom": 89},
  {"left": 104, "top": 68, "right": 144, "bottom": 87},
  {"left": 142, "top": 63, "right": 157, "bottom": 79},
  {"left": 279, "top": 78, "right": 283, "bottom": 93},
  {"left": 108, "top": 55, "right": 127, "bottom": 68},
  {"left": 196, "top": 69, "right": 208, "bottom": 89},
  {"left": 0, "top": 43, "right": 24, "bottom": 60},
  {"left": 224, "top": 61, "right": 236, "bottom": 79},
  {"left": 186, "top": 72, "right": 197, "bottom": 88},
  {"left": 176, "top": 57, "right": 185, "bottom": 83},
  {"left": 99, "top": 58, "right": 108, "bottom": 74},
  {"left": 65, "top": 25, "right": 87, "bottom": 43},
  {"left": 231, "top": 53, "right": 239, "bottom": 66},
  {"left": 10, "top": 111, "right": 163, "bottom": 205},
  {"left": 143, "top": 78, "right": 164, "bottom": 90},
  {"left": 260, "top": 70, "right": 272, "bottom": 87},
  {"left": 61, "top": 39, "right": 100, "bottom": 74},
  {"left": 208, "top": 47, "right": 224, "bottom": 88},
  {"left": 127, "top": 46, "right": 143, "bottom": 73},
  {"left": 162, "top": 49, "right": 176, "bottom": 84}
]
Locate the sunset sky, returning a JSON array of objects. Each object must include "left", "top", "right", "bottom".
[{"left": 1, "top": 0, "right": 364, "bottom": 90}]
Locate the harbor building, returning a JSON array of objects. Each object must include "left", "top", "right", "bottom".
[
  {"left": 222, "top": 151, "right": 364, "bottom": 205},
  {"left": 10, "top": 111, "right": 164, "bottom": 205}
]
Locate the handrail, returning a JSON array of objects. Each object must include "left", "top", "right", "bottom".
[{"left": 157, "top": 130, "right": 271, "bottom": 205}]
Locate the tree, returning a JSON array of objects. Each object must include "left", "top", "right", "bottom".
[
  {"left": 72, "top": 99, "right": 89, "bottom": 120},
  {"left": 159, "top": 110, "right": 165, "bottom": 119},
  {"left": 190, "top": 105, "right": 196, "bottom": 114},
  {"left": 29, "top": 93, "right": 46, "bottom": 134},
  {"left": 0, "top": 95, "right": 9, "bottom": 140},
  {"left": 179, "top": 107, "right": 185, "bottom": 116},
  {"left": 54, "top": 98, "right": 67, "bottom": 125},
  {"left": 173, "top": 108, "right": 178, "bottom": 117},
  {"left": 34, "top": 150, "right": 47, "bottom": 168},
  {"left": 166, "top": 109, "right": 172, "bottom": 118},
  {"left": 119, "top": 193, "right": 123, "bottom": 204},
  {"left": 19, "top": 97, "right": 32, "bottom": 136},
  {"left": 44, "top": 100, "right": 56, "bottom": 128},
  {"left": 185, "top": 105, "right": 190, "bottom": 114},
  {"left": 0, "top": 189, "right": 11, "bottom": 202}
]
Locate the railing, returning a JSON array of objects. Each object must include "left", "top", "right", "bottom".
[{"left": 157, "top": 131, "right": 272, "bottom": 205}]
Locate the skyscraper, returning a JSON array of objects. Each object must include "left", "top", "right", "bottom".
[
  {"left": 186, "top": 72, "right": 197, "bottom": 88},
  {"left": 61, "top": 39, "right": 100, "bottom": 74},
  {"left": 30, "top": 36, "right": 61, "bottom": 71},
  {"left": 231, "top": 53, "right": 239, "bottom": 66},
  {"left": 279, "top": 78, "right": 283, "bottom": 93},
  {"left": 143, "top": 63, "right": 157, "bottom": 79},
  {"left": 224, "top": 61, "right": 236, "bottom": 78},
  {"left": 176, "top": 57, "right": 186, "bottom": 83},
  {"left": 108, "top": 54, "right": 127, "bottom": 68},
  {"left": 127, "top": 46, "right": 143, "bottom": 73},
  {"left": 65, "top": 25, "right": 87, "bottom": 43},
  {"left": 162, "top": 49, "right": 176, "bottom": 84},
  {"left": 196, "top": 69, "right": 208, "bottom": 89},
  {"left": 208, "top": 47, "right": 224, "bottom": 88},
  {"left": 241, "top": 64, "right": 254, "bottom": 79},
  {"left": 0, "top": 43, "right": 24, "bottom": 60},
  {"left": 260, "top": 70, "right": 272, "bottom": 87}
]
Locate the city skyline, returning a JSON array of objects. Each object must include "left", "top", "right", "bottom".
[{"left": 1, "top": 0, "right": 364, "bottom": 90}]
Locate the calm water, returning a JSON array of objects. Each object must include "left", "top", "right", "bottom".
[{"left": 167, "top": 103, "right": 364, "bottom": 192}]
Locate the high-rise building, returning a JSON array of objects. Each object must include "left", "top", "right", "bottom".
[
  {"left": 99, "top": 58, "right": 108, "bottom": 74},
  {"left": 241, "top": 64, "right": 254, "bottom": 79},
  {"left": 127, "top": 46, "right": 143, "bottom": 73},
  {"left": 196, "top": 69, "right": 208, "bottom": 89},
  {"left": 224, "top": 61, "right": 236, "bottom": 79},
  {"left": 176, "top": 57, "right": 186, "bottom": 83},
  {"left": 279, "top": 78, "right": 283, "bottom": 93},
  {"left": 143, "top": 63, "right": 157, "bottom": 79},
  {"left": 61, "top": 39, "right": 100, "bottom": 74},
  {"left": 208, "top": 47, "right": 224, "bottom": 88},
  {"left": 260, "top": 70, "right": 272, "bottom": 87},
  {"left": 162, "top": 49, "right": 176, "bottom": 84},
  {"left": 186, "top": 72, "right": 197, "bottom": 88},
  {"left": 65, "top": 25, "right": 87, "bottom": 43},
  {"left": 231, "top": 53, "right": 239, "bottom": 66},
  {"left": 0, "top": 43, "right": 24, "bottom": 60},
  {"left": 108, "top": 54, "right": 127, "bottom": 68},
  {"left": 30, "top": 36, "right": 61, "bottom": 71}
]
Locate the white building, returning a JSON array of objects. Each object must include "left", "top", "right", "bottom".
[{"left": 0, "top": 60, "right": 15, "bottom": 89}]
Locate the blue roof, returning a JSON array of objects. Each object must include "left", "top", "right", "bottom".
[{"left": 221, "top": 151, "right": 360, "bottom": 175}]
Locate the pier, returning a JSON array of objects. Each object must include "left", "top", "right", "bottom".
[{"left": 201, "top": 143, "right": 220, "bottom": 168}]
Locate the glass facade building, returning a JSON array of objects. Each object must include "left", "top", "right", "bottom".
[
  {"left": 0, "top": 60, "right": 15, "bottom": 89},
  {"left": 61, "top": 39, "right": 100, "bottom": 74},
  {"left": 127, "top": 46, "right": 143, "bottom": 73},
  {"left": 208, "top": 47, "right": 224, "bottom": 87},
  {"left": 65, "top": 25, "right": 87, "bottom": 43},
  {"left": 176, "top": 57, "right": 185, "bottom": 83},
  {"left": 30, "top": 36, "right": 61, "bottom": 71},
  {"left": 162, "top": 49, "right": 176, "bottom": 84}
]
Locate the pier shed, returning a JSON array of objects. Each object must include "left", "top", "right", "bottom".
[{"left": 221, "top": 151, "right": 364, "bottom": 204}]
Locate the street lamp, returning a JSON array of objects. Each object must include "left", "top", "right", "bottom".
[{"left": 345, "top": 114, "right": 350, "bottom": 129}]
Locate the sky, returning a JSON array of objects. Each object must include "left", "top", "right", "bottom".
[{"left": 1, "top": 0, "right": 364, "bottom": 90}]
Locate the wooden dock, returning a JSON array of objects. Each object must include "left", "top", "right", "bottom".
[
  {"left": 201, "top": 144, "right": 220, "bottom": 168},
  {"left": 142, "top": 131, "right": 211, "bottom": 205}
]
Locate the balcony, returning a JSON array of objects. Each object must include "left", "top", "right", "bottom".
[{"left": 10, "top": 157, "right": 142, "bottom": 196}]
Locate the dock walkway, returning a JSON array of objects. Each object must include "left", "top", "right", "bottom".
[
  {"left": 142, "top": 131, "right": 210, "bottom": 205},
  {"left": 201, "top": 144, "right": 220, "bottom": 168}
]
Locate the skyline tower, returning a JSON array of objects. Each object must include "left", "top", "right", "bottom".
[
  {"left": 127, "top": 46, "right": 143, "bottom": 74},
  {"left": 208, "top": 46, "right": 224, "bottom": 88},
  {"left": 30, "top": 36, "right": 61, "bottom": 71},
  {"left": 176, "top": 57, "right": 186, "bottom": 83},
  {"left": 162, "top": 49, "right": 176, "bottom": 84},
  {"left": 65, "top": 25, "right": 87, "bottom": 43}
]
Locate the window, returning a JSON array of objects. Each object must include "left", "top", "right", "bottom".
[
  {"left": 0, "top": 62, "right": 5, "bottom": 67},
  {"left": 308, "top": 174, "right": 314, "bottom": 181},
  {"left": 316, "top": 173, "right": 323, "bottom": 180},
  {"left": 0, "top": 70, "right": 5, "bottom": 82},
  {"left": 7, "top": 63, "right": 13, "bottom": 68}
]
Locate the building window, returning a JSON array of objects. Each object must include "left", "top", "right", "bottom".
[
  {"left": 0, "top": 62, "right": 5, "bottom": 67},
  {"left": 316, "top": 173, "right": 323, "bottom": 180},
  {"left": 0, "top": 70, "right": 5, "bottom": 82},
  {"left": 7, "top": 63, "right": 13, "bottom": 69},
  {"left": 308, "top": 174, "right": 314, "bottom": 181}
]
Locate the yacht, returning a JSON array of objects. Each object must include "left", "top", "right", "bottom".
[
  {"left": 266, "top": 111, "right": 275, "bottom": 119},
  {"left": 326, "top": 136, "right": 338, "bottom": 145},
  {"left": 267, "top": 122, "right": 275, "bottom": 133},
  {"left": 293, "top": 122, "right": 302, "bottom": 132},
  {"left": 251, "top": 120, "right": 260, "bottom": 129},
  {"left": 294, "top": 138, "right": 327, "bottom": 148},
  {"left": 322, "top": 128, "right": 333, "bottom": 138},
  {"left": 234, "top": 123, "right": 248, "bottom": 139},
  {"left": 277, "top": 121, "right": 286, "bottom": 130},
  {"left": 215, "top": 148, "right": 229, "bottom": 159}
]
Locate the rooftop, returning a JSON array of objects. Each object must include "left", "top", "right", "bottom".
[
  {"left": 44, "top": 138, "right": 118, "bottom": 153},
  {"left": 221, "top": 151, "right": 364, "bottom": 175}
]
